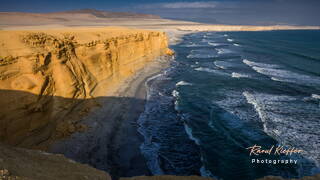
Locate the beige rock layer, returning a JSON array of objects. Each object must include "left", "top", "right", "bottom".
[{"left": 0, "top": 27, "right": 172, "bottom": 148}]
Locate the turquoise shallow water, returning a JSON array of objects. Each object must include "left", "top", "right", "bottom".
[{"left": 138, "top": 30, "right": 320, "bottom": 180}]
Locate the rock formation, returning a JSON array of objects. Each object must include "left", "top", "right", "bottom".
[{"left": 0, "top": 27, "right": 172, "bottom": 148}]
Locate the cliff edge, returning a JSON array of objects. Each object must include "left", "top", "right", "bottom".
[{"left": 0, "top": 27, "right": 172, "bottom": 148}]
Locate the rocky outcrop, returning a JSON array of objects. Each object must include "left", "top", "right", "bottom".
[{"left": 0, "top": 27, "right": 172, "bottom": 148}]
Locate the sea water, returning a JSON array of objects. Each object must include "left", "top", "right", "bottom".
[{"left": 138, "top": 30, "right": 320, "bottom": 180}]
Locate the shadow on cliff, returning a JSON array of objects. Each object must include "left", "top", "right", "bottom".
[{"left": 0, "top": 89, "right": 150, "bottom": 179}]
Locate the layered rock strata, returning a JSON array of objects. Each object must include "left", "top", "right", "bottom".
[{"left": 0, "top": 27, "right": 172, "bottom": 147}]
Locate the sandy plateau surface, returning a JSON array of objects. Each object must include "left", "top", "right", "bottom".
[{"left": 1, "top": 10, "right": 319, "bottom": 31}]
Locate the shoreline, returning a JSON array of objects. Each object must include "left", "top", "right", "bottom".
[
  {"left": 105, "top": 56, "right": 173, "bottom": 178},
  {"left": 49, "top": 49, "right": 175, "bottom": 179}
]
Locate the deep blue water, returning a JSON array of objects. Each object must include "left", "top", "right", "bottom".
[{"left": 138, "top": 30, "right": 320, "bottom": 180}]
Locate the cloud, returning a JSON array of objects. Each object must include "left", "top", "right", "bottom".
[{"left": 142, "top": 2, "right": 217, "bottom": 9}]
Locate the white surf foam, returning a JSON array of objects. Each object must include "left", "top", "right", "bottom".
[
  {"left": 214, "top": 61, "right": 235, "bottom": 69},
  {"left": 187, "top": 49, "right": 218, "bottom": 59},
  {"left": 182, "top": 43, "right": 207, "bottom": 47},
  {"left": 233, "top": 43, "right": 241, "bottom": 47},
  {"left": 243, "top": 59, "right": 320, "bottom": 86},
  {"left": 311, "top": 94, "right": 320, "bottom": 99},
  {"left": 184, "top": 123, "right": 200, "bottom": 145},
  {"left": 176, "top": 81, "right": 193, "bottom": 86},
  {"left": 231, "top": 72, "right": 250, "bottom": 78},
  {"left": 252, "top": 66, "right": 320, "bottom": 85},
  {"left": 243, "top": 91, "right": 320, "bottom": 165},
  {"left": 243, "top": 59, "right": 279, "bottom": 68},
  {"left": 214, "top": 61, "right": 227, "bottom": 69},
  {"left": 195, "top": 67, "right": 230, "bottom": 76},
  {"left": 172, "top": 89, "right": 179, "bottom": 97},
  {"left": 270, "top": 77, "right": 283, "bottom": 82},
  {"left": 208, "top": 42, "right": 222, "bottom": 47},
  {"left": 195, "top": 67, "right": 216, "bottom": 73},
  {"left": 139, "top": 141, "right": 164, "bottom": 175},
  {"left": 224, "top": 34, "right": 228, "bottom": 37},
  {"left": 216, "top": 48, "right": 233, "bottom": 55},
  {"left": 201, "top": 39, "right": 210, "bottom": 43},
  {"left": 172, "top": 90, "right": 180, "bottom": 111},
  {"left": 227, "top": 38, "right": 234, "bottom": 42},
  {"left": 200, "top": 166, "right": 217, "bottom": 178}
]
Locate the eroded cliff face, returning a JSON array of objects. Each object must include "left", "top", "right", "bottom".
[{"left": 0, "top": 27, "right": 172, "bottom": 147}]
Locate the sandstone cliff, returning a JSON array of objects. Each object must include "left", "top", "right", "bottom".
[{"left": 0, "top": 27, "right": 172, "bottom": 148}]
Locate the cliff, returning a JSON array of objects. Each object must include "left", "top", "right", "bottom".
[{"left": 0, "top": 27, "right": 172, "bottom": 148}]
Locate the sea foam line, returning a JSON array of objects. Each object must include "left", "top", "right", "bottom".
[
  {"left": 311, "top": 94, "right": 320, "bottom": 100},
  {"left": 232, "top": 72, "right": 250, "bottom": 78},
  {"left": 216, "top": 48, "right": 233, "bottom": 55},
  {"left": 243, "top": 59, "right": 279, "bottom": 68},
  {"left": 176, "top": 81, "right": 193, "bottom": 86}
]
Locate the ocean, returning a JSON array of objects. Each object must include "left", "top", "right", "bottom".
[{"left": 138, "top": 30, "right": 320, "bottom": 180}]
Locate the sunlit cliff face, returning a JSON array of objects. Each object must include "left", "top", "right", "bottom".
[{"left": 0, "top": 28, "right": 171, "bottom": 147}]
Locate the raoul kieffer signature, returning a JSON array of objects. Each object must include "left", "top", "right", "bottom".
[{"left": 246, "top": 144, "right": 303, "bottom": 156}]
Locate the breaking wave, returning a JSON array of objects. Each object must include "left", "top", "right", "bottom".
[
  {"left": 243, "top": 91, "right": 320, "bottom": 166},
  {"left": 216, "top": 48, "right": 234, "bottom": 55},
  {"left": 176, "top": 81, "right": 193, "bottom": 86},
  {"left": 231, "top": 72, "right": 250, "bottom": 78},
  {"left": 243, "top": 59, "right": 320, "bottom": 86},
  {"left": 187, "top": 49, "right": 218, "bottom": 58}
]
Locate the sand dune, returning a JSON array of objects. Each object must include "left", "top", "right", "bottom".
[{"left": 1, "top": 10, "right": 319, "bottom": 31}]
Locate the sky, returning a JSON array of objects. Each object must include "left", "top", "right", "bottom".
[{"left": 0, "top": 0, "right": 319, "bottom": 25}]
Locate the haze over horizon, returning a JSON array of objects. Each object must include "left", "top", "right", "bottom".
[{"left": 1, "top": 0, "right": 319, "bottom": 26}]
